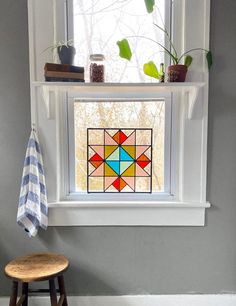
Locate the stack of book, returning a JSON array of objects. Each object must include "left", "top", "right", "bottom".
[{"left": 44, "top": 63, "right": 85, "bottom": 82}]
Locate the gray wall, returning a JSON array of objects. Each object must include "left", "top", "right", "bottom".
[{"left": 1, "top": 0, "right": 236, "bottom": 296}]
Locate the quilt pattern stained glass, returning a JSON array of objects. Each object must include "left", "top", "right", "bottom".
[{"left": 87, "top": 128, "right": 152, "bottom": 193}]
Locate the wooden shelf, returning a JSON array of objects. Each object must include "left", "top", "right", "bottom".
[{"left": 33, "top": 82, "right": 205, "bottom": 119}]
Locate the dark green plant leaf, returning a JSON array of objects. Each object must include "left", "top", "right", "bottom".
[
  {"left": 159, "top": 63, "right": 164, "bottom": 75},
  {"left": 206, "top": 51, "right": 213, "bottom": 69},
  {"left": 117, "top": 39, "right": 132, "bottom": 61},
  {"left": 184, "top": 55, "right": 193, "bottom": 68},
  {"left": 144, "top": 0, "right": 155, "bottom": 13},
  {"left": 143, "top": 61, "right": 159, "bottom": 79}
]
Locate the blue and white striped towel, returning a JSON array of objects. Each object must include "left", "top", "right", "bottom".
[{"left": 17, "top": 129, "right": 48, "bottom": 237}]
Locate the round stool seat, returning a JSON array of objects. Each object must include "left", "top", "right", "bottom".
[{"left": 5, "top": 253, "right": 69, "bottom": 283}]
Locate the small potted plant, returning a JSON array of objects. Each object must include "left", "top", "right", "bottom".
[
  {"left": 44, "top": 39, "right": 76, "bottom": 65},
  {"left": 117, "top": 0, "right": 212, "bottom": 82}
]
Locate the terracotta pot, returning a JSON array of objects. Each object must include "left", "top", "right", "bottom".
[
  {"left": 167, "top": 64, "right": 188, "bottom": 82},
  {"left": 57, "top": 45, "right": 76, "bottom": 65}
]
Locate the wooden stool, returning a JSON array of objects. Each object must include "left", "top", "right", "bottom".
[{"left": 4, "top": 253, "right": 69, "bottom": 306}]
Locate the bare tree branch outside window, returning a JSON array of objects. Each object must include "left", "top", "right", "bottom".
[{"left": 72, "top": 0, "right": 167, "bottom": 193}]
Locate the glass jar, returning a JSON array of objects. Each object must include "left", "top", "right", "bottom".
[{"left": 89, "top": 54, "right": 105, "bottom": 82}]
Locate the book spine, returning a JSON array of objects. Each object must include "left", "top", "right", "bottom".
[
  {"left": 44, "top": 63, "right": 84, "bottom": 73},
  {"left": 45, "top": 70, "right": 84, "bottom": 79},
  {"left": 45, "top": 76, "right": 85, "bottom": 82},
  {"left": 68, "top": 66, "right": 84, "bottom": 73}
]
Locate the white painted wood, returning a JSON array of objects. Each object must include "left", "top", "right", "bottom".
[
  {"left": 27, "top": 0, "right": 37, "bottom": 127},
  {"left": 1, "top": 295, "right": 236, "bottom": 306},
  {"left": 200, "top": 0, "right": 211, "bottom": 204},
  {"left": 179, "top": 0, "right": 210, "bottom": 207},
  {"left": 48, "top": 201, "right": 211, "bottom": 208},
  {"left": 47, "top": 202, "right": 210, "bottom": 226},
  {"left": 27, "top": 0, "right": 211, "bottom": 226},
  {"left": 33, "top": 81, "right": 204, "bottom": 92},
  {"left": 32, "top": 82, "right": 204, "bottom": 120}
]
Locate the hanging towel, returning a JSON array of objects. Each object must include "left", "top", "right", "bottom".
[{"left": 17, "top": 129, "right": 48, "bottom": 237}]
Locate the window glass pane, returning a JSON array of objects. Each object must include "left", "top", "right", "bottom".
[
  {"left": 74, "top": 100, "right": 165, "bottom": 193},
  {"left": 72, "top": 0, "right": 167, "bottom": 82}
]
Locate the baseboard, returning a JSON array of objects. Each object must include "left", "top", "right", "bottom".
[{"left": 1, "top": 294, "right": 236, "bottom": 306}]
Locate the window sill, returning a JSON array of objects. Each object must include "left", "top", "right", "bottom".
[{"left": 47, "top": 201, "right": 211, "bottom": 226}]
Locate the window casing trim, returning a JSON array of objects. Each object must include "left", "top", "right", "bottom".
[
  {"left": 47, "top": 201, "right": 210, "bottom": 226},
  {"left": 27, "top": 0, "right": 211, "bottom": 226}
]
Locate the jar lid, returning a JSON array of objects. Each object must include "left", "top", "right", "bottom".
[{"left": 90, "top": 54, "right": 105, "bottom": 61}]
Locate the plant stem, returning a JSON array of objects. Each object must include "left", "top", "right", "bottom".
[
  {"left": 126, "top": 35, "right": 178, "bottom": 64},
  {"left": 178, "top": 48, "right": 209, "bottom": 63},
  {"left": 153, "top": 23, "right": 178, "bottom": 59}
]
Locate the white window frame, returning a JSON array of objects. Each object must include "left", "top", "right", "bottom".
[
  {"left": 67, "top": 96, "right": 174, "bottom": 201},
  {"left": 27, "top": 0, "right": 211, "bottom": 226}
]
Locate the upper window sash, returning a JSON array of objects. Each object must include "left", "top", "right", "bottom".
[{"left": 66, "top": 0, "right": 172, "bottom": 82}]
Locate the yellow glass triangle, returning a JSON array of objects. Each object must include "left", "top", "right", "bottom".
[
  {"left": 105, "top": 146, "right": 118, "bottom": 159},
  {"left": 104, "top": 163, "right": 118, "bottom": 177},
  {"left": 121, "top": 163, "right": 135, "bottom": 177},
  {"left": 122, "top": 146, "right": 135, "bottom": 159}
]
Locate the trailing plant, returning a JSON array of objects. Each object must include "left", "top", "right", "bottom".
[
  {"left": 117, "top": 0, "right": 212, "bottom": 80},
  {"left": 43, "top": 39, "right": 75, "bottom": 65},
  {"left": 43, "top": 39, "right": 74, "bottom": 53}
]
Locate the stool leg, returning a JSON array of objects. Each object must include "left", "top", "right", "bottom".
[
  {"left": 9, "top": 281, "right": 18, "bottom": 306},
  {"left": 58, "top": 275, "right": 68, "bottom": 306},
  {"left": 22, "top": 283, "right": 28, "bottom": 306},
  {"left": 49, "top": 278, "right": 58, "bottom": 306}
]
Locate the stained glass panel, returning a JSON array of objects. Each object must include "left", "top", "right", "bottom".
[{"left": 87, "top": 128, "right": 152, "bottom": 193}]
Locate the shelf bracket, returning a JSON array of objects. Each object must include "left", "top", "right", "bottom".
[{"left": 187, "top": 86, "right": 201, "bottom": 119}]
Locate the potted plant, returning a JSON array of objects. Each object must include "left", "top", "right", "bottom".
[
  {"left": 117, "top": 0, "right": 212, "bottom": 82},
  {"left": 44, "top": 39, "right": 76, "bottom": 65}
]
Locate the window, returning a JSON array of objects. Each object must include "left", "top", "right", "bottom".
[
  {"left": 66, "top": 0, "right": 173, "bottom": 201},
  {"left": 68, "top": 0, "right": 171, "bottom": 82},
  {"left": 28, "top": 0, "right": 211, "bottom": 225},
  {"left": 68, "top": 98, "right": 172, "bottom": 198}
]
